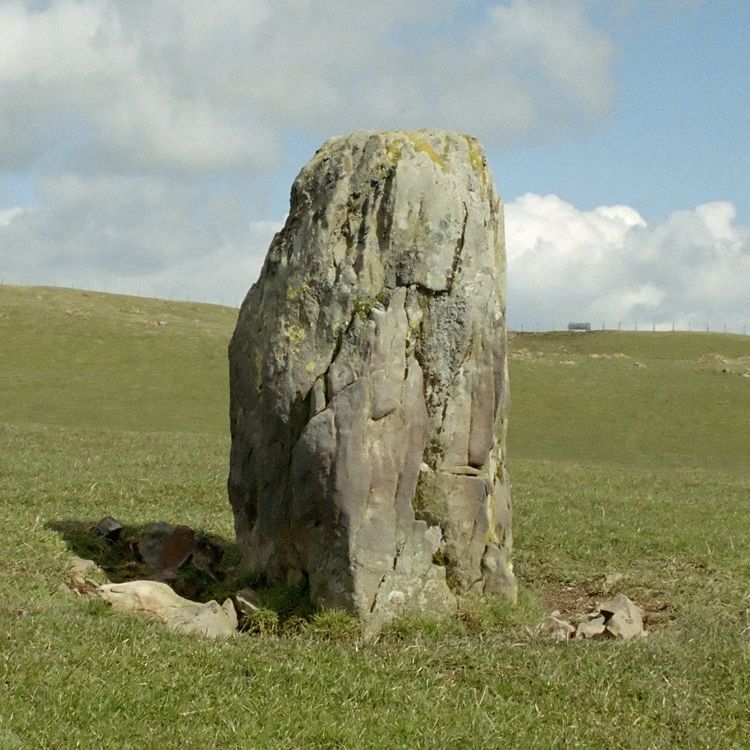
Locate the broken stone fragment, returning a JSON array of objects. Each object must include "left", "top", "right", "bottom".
[
  {"left": 137, "top": 522, "right": 198, "bottom": 578},
  {"left": 233, "top": 587, "right": 261, "bottom": 616},
  {"left": 137, "top": 522, "right": 176, "bottom": 567},
  {"left": 598, "top": 594, "right": 646, "bottom": 639},
  {"left": 92, "top": 516, "right": 123, "bottom": 540},
  {"left": 97, "top": 580, "right": 237, "bottom": 639},
  {"left": 576, "top": 615, "right": 606, "bottom": 639},
  {"left": 545, "top": 611, "right": 575, "bottom": 641},
  {"left": 63, "top": 556, "right": 103, "bottom": 595},
  {"left": 153, "top": 525, "right": 196, "bottom": 578},
  {"left": 228, "top": 129, "right": 514, "bottom": 630}
]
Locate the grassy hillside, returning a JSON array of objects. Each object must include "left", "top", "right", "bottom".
[
  {"left": 508, "top": 330, "right": 750, "bottom": 473},
  {"left": 1, "top": 284, "right": 749, "bottom": 748},
  {"left": 0, "top": 285, "right": 234, "bottom": 432},
  {"left": 3, "top": 284, "right": 748, "bottom": 470}
]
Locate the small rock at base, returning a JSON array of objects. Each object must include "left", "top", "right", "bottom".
[
  {"left": 92, "top": 516, "right": 123, "bottom": 540},
  {"left": 155, "top": 525, "right": 196, "bottom": 576},
  {"left": 63, "top": 557, "right": 103, "bottom": 595},
  {"left": 233, "top": 587, "right": 261, "bottom": 623},
  {"left": 137, "top": 522, "right": 175, "bottom": 567},
  {"left": 598, "top": 594, "right": 646, "bottom": 639},
  {"left": 545, "top": 611, "right": 575, "bottom": 641},
  {"left": 67, "top": 556, "right": 100, "bottom": 578},
  {"left": 576, "top": 615, "right": 606, "bottom": 639}
]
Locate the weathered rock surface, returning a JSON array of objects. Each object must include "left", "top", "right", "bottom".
[
  {"left": 599, "top": 594, "right": 646, "bottom": 640},
  {"left": 576, "top": 615, "right": 606, "bottom": 639},
  {"left": 97, "top": 581, "right": 238, "bottom": 639},
  {"left": 543, "top": 594, "right": 647, "bottom": 642},
  {"left": 92, "top": 516, "right": 123, "bottom": 541},
  {"left": 546, "top": 611, "right": 576, "bottom": 642},
  {"left": 228, "top": 130, "right": 514, "bottom": 628}
]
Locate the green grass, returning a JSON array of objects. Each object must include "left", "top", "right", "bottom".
[
  {"left": 508, "top": 330, "right": 750, "bottom": 471},
  {"left": 0, "top": 285, "right": 233, "bottom": 432},
  {"left": 1, "top": 284, "right": 749, "bottom": 748}
]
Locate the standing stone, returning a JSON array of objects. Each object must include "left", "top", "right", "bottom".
[{"left": 228, "top": 130, "right": 515, "bottom": 629}]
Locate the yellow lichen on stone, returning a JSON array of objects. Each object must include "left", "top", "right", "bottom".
[
  {"left": 465, "top": 136, "right": 487, "bottom": 176},
  {"left": 286, "top": 281, "right": 310, "bottom": 302},
  {"left": 284, "top": 322, "right": 306, "bottom": 347},
  {"left": 304, "top": 361, "right": 316, "bottom": 373},
  {"left": 409, "top": 133, "right": 449, "bottom": 170},
  {"left": 464, "top": 135, "right": 490, "bottom": 194},
  {"left": 485, "top": 502, "right": 500, "bottom": 545},
  {"left": 386, "top": 139, "right": 404, "bottom": 163},
  {"left": 385, "top": 132, "right": 450, "bottom": 172}
]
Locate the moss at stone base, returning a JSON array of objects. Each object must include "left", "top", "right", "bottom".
[{"left": 412, "top": 471, "right": 448, "bottom": 530}]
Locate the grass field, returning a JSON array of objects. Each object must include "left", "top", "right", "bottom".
[{"left": 1, "top": 284, "right": 749, "bottom": 748}]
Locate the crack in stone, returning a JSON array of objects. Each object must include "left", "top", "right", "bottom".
[
  {"left": 447, "top": 201, "right": 469, "bottom": 293},
  {"left": 370, "top": 539, "right": 407, "bottom": 614}
]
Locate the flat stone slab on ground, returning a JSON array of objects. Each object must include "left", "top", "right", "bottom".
[{"left": 97, "top": 580, "right": 238, "bottom": 639}]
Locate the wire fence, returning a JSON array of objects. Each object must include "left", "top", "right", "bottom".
[
  {"left": 511, "top": 321, "right": 749, "bottom": 336},
  {"left": 2, "top": 280, "right": 746, "bottom": 335}
]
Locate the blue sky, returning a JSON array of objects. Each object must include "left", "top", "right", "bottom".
[
  {"left": 0, "top": 0, "right": 747, "bottom": 330},
  {"left": 503, "top": 1, "right": 749, "bottom": 223}
]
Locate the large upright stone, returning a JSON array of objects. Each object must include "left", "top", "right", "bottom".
[{"left": 228, "top": 130, "right": 515, "bottom": 628}]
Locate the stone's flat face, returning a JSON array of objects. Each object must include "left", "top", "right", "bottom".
[{"left": 228, "top": 130, "right": 514, "bottom": 628}]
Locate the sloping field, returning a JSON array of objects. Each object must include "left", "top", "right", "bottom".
[
  {"left": 0, "top": 285, "right": 235, "bottom": 432},
  {"left": 508, "top": 329, "right": 750, "bottom": 472},
  {"left": 1, "top": 284, "right": 748, "bottom": 748}
]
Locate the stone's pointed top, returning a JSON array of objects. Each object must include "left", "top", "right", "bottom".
[
  {"left": 228, "top": 128, "right": 512, "bottom": 632},
  {"left": 306, "top": 129, "right": 492, "bottom": 185},
  {"left": 321, "top": 128, "right": 483, "bottom": 144}
]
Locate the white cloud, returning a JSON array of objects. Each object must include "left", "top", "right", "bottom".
[
  {"left": 0, "top": 0, "right": 615, "bottom": 171},
  {"left": 1, "top": 1, "right": 742, "bottom": 330},
  {"left": 505, "top": 194, "right": 750, "bottom": 330},
  {"left": 0, "top": 206, "right": 26, "bottom": 226},
  {"left": 3, "top": 176, "right": 747, "bottom": 332},
  {"left": 0, "top": 174, "right": 282, "bottom": 304}
]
